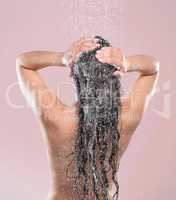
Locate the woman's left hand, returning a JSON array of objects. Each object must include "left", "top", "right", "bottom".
[
  {"left": 95, "top": 47, "right": 128, "bottom": 76},
  {"left": 63, "top": 35, "right": 100, "bottom": 66}
]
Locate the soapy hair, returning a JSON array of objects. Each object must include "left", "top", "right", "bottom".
[{"left": 66, "top": 35, "right": 122, "bottom": 200}]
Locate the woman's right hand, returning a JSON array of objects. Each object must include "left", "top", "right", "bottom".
[
  {"left": 95, "top": 47, "right": 129, "bottom": 77},
  {"left": 63, "top": 35, "right": 100, "bottom": 67}
]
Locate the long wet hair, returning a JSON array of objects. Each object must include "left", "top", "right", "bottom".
[{"left": 66, "top": 35, "right": 122, "bottom": 200}]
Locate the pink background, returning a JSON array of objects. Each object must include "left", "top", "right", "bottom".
[{"left": 1, "top": 0, "right": 176, "bottom": 199}]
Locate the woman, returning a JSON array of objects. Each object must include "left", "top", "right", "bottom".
[{"left": 16, "top": 35, "right": 159, "bottom": 200}]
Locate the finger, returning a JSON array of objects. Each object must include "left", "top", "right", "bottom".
[
  {"left": 95, "top": 53, "right": 103, "bottom": 60},
  {"left": 75, "top": 36, "right": 97, "bottom": 47},
  {"left": 86, "top": 39, "right": 99, "bottom": 46},
  {"left": 84, "top": 42, "right": 100, "bottom": 49},
  {"left": 81, "top": 44, "right": 100, "bottom": 52},
  {"left": 96, "top": 47, "right": 108, "bottom": 55},
  {"left": 81, "top": 46, "right": 98, "bottom": 52},
  {"left": 96, "top": 50, "right": 104, "bottom": 56},
  {"left": 96, "top": 55, "right": 107, "bottom": 63},
  {"left": 96, "top": 47, "right": 107, "bottom": 54},
  {"left": 96, "top": 50, "right": 110, "bottom": 61},
  {"left": 81, "top": 39, "right": 98, "bottom": 47},
  {"left": 82, "top": 35, "right": 99, "bottom": 43},
  {"left": 83, "top": 40, "right": 99, "bottom": 46},
  {"left": 87, "top": 37, "right": 99, "bottom": 43}
]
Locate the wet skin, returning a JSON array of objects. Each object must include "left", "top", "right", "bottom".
[{"left": 16, "top": 36, "right": 159, "bottom": 200}]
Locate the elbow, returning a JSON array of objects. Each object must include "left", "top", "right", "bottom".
[
  {"left": 145, "top": 55, "right": 160, "bottom": 74},
  {"left": 155, "top": 60, "right": 160, "bottom": 73},
  {"left": 137, "top": 54, "right": 160, "bottom": 74},
  {"left": 149, "top": 55, "right": 160, "bottom": 73},
  {"left": 16, "top": 52, "right": 30, "bottom": 68},
  {"left": 16, "top": 53, "right": 24, "bottom": 66},
  {"left": 16, "top": 56, "right": 22, "bottom": 67}
]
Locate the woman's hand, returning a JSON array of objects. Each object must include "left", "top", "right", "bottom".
[
  {"left": 95, "top": 47, "right": 129, "bottom": 77},
  {"left": 63, "top": 36, "right": 100, "bottom": 67}
]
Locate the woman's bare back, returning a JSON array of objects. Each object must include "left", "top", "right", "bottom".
[{"left": 40, "top": 98, "right": 139, "bottom": 200}]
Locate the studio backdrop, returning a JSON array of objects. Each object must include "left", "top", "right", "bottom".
[{"left": 0, "top": 0, "right": 175, "bottom": 199}]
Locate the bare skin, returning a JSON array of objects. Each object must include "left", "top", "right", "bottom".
[{"left": 16, "top": 36, "right": 159, "bottom": 200}]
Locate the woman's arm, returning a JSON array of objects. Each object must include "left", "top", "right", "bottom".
[
  {"left": 96, "top": 48, "right": 160, "bottom": 160},
  {"left": 16, "top": 36, "right": 100, "bottom": 122},
  {"left": 124, "top": 54, "right": 159, "bottom": 123},
  {"left": 95, "top": 47, "right": 160, "bottom": 125},
  {"left": 16, "top": 50, "right": 65, "bottom": 70},
  {"left": 126, "top": 54, "right": 159, "bottom": 75},
  {"left": 118, "top": 55, "right": 159, "bottom": 160},
  {"left": 16, "top": 51, "right": 67, "bottom": 121}
]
